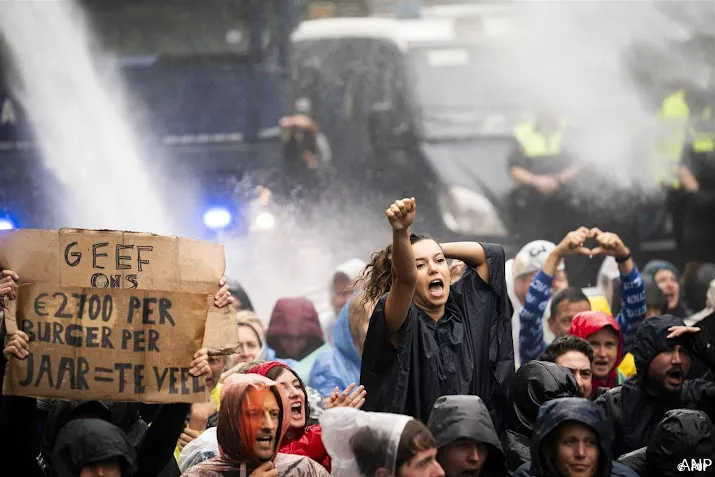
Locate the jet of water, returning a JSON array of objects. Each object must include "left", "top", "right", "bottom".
[{"left": 0, "top": 0, "right": 170, "bottom": 233}]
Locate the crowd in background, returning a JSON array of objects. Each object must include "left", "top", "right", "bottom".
[{"left": 2, "top": 194, "right": 715, "bottom": 477}]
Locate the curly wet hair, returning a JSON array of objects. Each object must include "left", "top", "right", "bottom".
[{"left": 359, "top": 233, "right": 435, "bottom": 306}]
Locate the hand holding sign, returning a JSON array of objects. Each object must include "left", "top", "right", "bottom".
[
  {"left": 214, "top": 276, "right": 235, "bottom": 308},
  {"left": 190, "top": 348, "right": 212, "bottom": 379},
  {"left": 0, "top": 269, "right": 19, "bottom": 300},
  {"left": 0, "top": 229, "right": 237, "bottom": 403},
  {"left": 3, "top": 329, "right": 29, "bottom": 360}
]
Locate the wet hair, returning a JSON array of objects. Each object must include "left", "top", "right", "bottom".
[
  {"left": 350, "top": 426, "right": 390, "bottom": 476},
  {"left": 263, "top": 365, "right": 311, "bottom": 430},
  {"left": 539, "top": 335, "right": 594, "bottom": 365},
  {"left": 350, "top": 419, "right": 436, "bottom": 476},
  {"left": 395, "top": 419, "right": 437, "bottom": 471},
  {"left": 360, "top": 233, "right": 436, "bottom": 306},
  {"left": 550, "top": 287, "right": 590, "bottom": 319}
]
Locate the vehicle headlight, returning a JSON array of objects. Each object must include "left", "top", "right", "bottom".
[{"left": 438, "top": 186, "right": 508, "bottom": 236}]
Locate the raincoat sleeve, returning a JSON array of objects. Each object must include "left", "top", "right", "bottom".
[
  {"left": 594, "top": 387, "right": 623, "bottom": 456},
  {"left": 690, "top": 328, "right": 715, "bottom": 372},
  {"left": 483, "top": 243, "right": 515, "bottom": 402},
  {"left": 359, "top": 294, "right": 407, "bottom": 414},
  {"left": 508, "top": 144, "right": 530, "bottom": 170},
  {"left": 308, "top": 348, "right": 343, "bottom": 398},
  {"left": 178, "top": 427, "right": 219, "bottom": 473},
  {"left": 518, "top": 270, "right": 553, "bottom": 363},
  {"left": 454, "top": 243, "right": 514, "bottom": 434},
  {"left": 279, "top": 425, "right": 331, "bottom": 471},
  {"left": 683, "top": 330, "right": 715, "bottom": 418},
  {"left": 617, "top": 448, "right": 646, "bottom": 476},
  {"left": 616, "top": 266, "right": 646, "bottom": 354},
  {"left": 512, "top": 462, "right": 534, "bottom": 477},
  {"left": 134, "top": 403, "right": 189, "bottom": 477},
  {"left": 0, "top": 395, "right": 42, "bottom": 477}
]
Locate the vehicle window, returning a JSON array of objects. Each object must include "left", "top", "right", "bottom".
[{"left": 81, "top": 0, "right": 275, "bottom": 58}]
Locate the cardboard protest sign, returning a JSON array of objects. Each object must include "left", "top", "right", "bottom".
[{"left": 0, "top": 229, "right": 240, "bottom": 403}]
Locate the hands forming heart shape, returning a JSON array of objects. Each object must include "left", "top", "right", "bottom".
[{"left": 555, "top": 227, "right": 630, "bottom": 259}]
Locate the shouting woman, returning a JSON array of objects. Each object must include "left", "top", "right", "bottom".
[{"left": 359, "top": 198, "right": 514, "bottom": 432}]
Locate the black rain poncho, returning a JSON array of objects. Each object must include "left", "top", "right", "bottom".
[
  {"left": 618, "top": 409, "right": 715, "bottom": 476},
  {"left": 427, "top": 395, "right": 509, "bottom": 477},
  {"left": 360, "top": 243, "right": 514, "bottom": 433},
  {"left": 501, "top": 361, "right": 580, "bottom": 473},
  {"left": 513, "top": 397, "right": 638, "bottom": 477},
  {"left": 596, "top": 315, "right": 715, "bottom": 456},
  {"left": 647, "top": 409, "right": 715, "bottom": 477},
  {"left": 51, "top": 418, "right": 136, "bottom": 477}
]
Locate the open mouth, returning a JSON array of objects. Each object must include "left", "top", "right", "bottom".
[
  {"left": 428, "top": 278, "right": 445, "bottom": 297},
  {"left": 593, "top": 360, "right": 610, "bottom": 369},
  {"left": 461, "top": 470, "right": 480, "bottom": 477},
  {"left": 290, "top": 402, "right": 303, "bottom": 419},
  {"left": 255, "top": 434, "right": 274, "bottom": 449},
  {"left": 666, "top": 369, "right": 684, "bottom": 386}
]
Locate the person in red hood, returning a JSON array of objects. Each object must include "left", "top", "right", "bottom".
[
  {"left": 266, "top": 298, "right": 325, "bottom": 361},
  {"left": 247, "top": 361, "right": 339, "bottom": 471},
  {"left": 569, "top": 311, "right": 627, "bottom": 396},
  {"left": 181, "top": 373, "right": 328, "bottom": 477}
]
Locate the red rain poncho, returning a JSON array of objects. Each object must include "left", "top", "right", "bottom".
[{"left": 569, "top": 311, "right": 623, "bottom": 390}]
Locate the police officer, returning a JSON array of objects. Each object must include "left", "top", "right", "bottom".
[
  {"left": 678, "top": 100, "right": 715, "bottom": 300},
  {"left": 651, "top": 84, "right": 712, "bottom": 249},
  {"left": 509, "top": 112, "right": 581, "bottom": 243}
]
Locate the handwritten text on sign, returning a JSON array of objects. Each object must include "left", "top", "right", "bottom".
[
  {"left": 4, "top": 284, "right": 210, "bottom": 403},
  {"left": 0, "top": 229, "right": 227, "bottom": 295},
  {"left": 63, "top": 241, "right": 153, "bottom": 289}
]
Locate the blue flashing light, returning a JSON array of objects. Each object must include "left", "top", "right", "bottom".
[
  {"left": 0, "top": 217, "right": 16, "bottom": 230},
  {"left": 203, "top": 207, "right": 232, "bottom": 230}
]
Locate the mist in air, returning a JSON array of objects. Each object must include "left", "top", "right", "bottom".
[
  {"left": 494, "top": 1, "right": 714, "bottom": 202},
  {"left": 3, "top": 0, "right": 711, "bottom": 317},
  {"left": 0, "top": 0, "right": 384, "bottom": 320},
  {"left": 0, "top": 0, "right": 171, "bottom": 234}
]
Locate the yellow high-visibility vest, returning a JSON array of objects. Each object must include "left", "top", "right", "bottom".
[
  {"left": 514, "top": 122, "right": 566, "bottom": 158},
  {"left": 654, "top": 90, "right": 689, "bottom": 188},
  {"left": 654, "top": 90, "right": 714, "bottom": 187},
  {"left": 688, "top": 109, "right": 715, "bottom": 153}
]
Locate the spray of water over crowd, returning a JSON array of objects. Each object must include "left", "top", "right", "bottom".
[
  {"left": 1, "top": 0, "right": 713, "bottom": 317},
  {"left": 0, "top": 1, "right": 169, "bottom": 234},
  {"left": 0, "top": 0, "right": 387, "bottom": 317},
  {"left": 497, "top": 1, "right": 714, "bottom": 203}
]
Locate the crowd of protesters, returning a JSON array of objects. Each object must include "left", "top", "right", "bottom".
[{"left": 2, "top": 194, "right": 715, "bottom": 477}]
